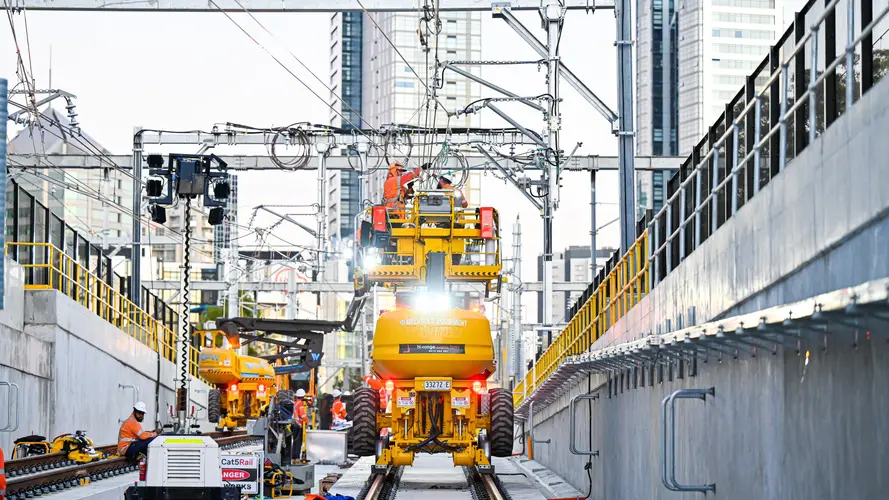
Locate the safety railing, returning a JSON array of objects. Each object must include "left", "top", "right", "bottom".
[
  {"left": 513, "top": 231, "right": 650, "bottom": 406},
  {"left": 646, "top": 0, "right": 889, "bottom": 287},
  {"left": 6, "top": 242, "right": 206, "bottom": 382}
]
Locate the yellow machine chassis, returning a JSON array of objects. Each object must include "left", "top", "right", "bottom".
[{"left": 374, "top": 378, "right": 493, "bottom": 468}]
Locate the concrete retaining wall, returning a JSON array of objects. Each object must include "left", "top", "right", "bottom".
[
  {"left": 0, "top": 258, "right": 213, "bottom": 453},
  {"left": 532, "top": 337, "right": 888, "bottom": 499},
  {"left": 526, "top": 77, "right": 889, "bottom": 496}
]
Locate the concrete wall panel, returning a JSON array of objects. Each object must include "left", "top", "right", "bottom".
[
  {"left": 1, "top": 280, "right": 213, "bottom": 452},
  {"left": 525, "top": 78, "right": 889, "bottom": 497}
]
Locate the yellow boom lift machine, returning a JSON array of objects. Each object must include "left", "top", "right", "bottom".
[
  {"left": 197, "top": 330, "right": 278, "bottom": 430},
  {"left": 350, "top": 189, "right": 514, "bottom": 471}
]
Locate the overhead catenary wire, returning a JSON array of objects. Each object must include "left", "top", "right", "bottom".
[{"left": 208, "top": 0, "right": 420, "bottom": 168}]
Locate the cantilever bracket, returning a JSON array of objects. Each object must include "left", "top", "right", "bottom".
[
  {"left": 494, "top": 8, "right": 618, "bottom": 124},
  {"left": 475, "top": 145, "right": 543, "bottom": 211}
]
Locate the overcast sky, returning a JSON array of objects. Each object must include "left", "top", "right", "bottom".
[{"left": 1, "top": 4, "right": 805, "bottom": 321}]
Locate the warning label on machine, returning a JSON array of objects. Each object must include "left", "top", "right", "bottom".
[
  {"left": 220, "top": 452, "right": 261, "bottom": 494},
  {"left": 398, "top": 344, "right": 466, "bottom": 354}
]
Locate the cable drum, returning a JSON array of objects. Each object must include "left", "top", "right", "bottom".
[
  {"left": 268, "top": 125, "right": 312, "bottom": 171},
  {"left": 382, "top": 130, "right": 413, "bottom": 169}
]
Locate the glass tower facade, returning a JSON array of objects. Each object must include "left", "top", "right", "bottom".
[{"left": 652, "top": 0, "right": 679, "bottom": 155}]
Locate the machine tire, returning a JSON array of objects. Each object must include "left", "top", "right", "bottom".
[
  {"left": 277, "top": 389, "right": 294, "bottom": 405},
  {"left": 208, "top": 389, "right": 221, "bottom": 424},
  {"left": 351, "top": 387, "right": 379, "bottom": 457},
  {"left": 489, "top": 388, "right": 515, "bottom": 457}
]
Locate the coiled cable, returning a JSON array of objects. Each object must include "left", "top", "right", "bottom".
[{"left": 178, "top": 197, "right": 192, "bottom": 413}]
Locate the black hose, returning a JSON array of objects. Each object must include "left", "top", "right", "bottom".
[
  {"left": 178, "top": 197, "right": 193, "bottom": 415},
  {"left": 585, "top": 374, "right": 593, "bottom": 499}
]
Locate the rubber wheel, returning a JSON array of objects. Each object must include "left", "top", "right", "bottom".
[
  {"left": 351, "top": 387, "right": 380, "bottom": 457},
  {"left": 489, "top": 388, "right": 515, "bottom": 457},
  {"left": 208, "top": 389, "right": 221, "bottom": 424},
  {"left": 277, "top": 389, "right": 294, "bottom": 405}
]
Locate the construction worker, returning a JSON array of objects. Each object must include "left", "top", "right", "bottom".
[
  {"left": 382, "top": 162, "right": 428, "bottom": 208},
  {"left": 1, "top": 445, "right": 6, "bottom": 500},
  {"left": 437, "top": 176, "right": 468, "bottom": 208},
  {"left": 364, "top": 376, "right": 388, "bottom": 408},
  {"left": 330, "top": 389, "right": 347, "bottom": 429},
  {"left": 118, "top": 401, "right": 158, "bottom": 461},
  {"left": 293, "top": 389, "right": 308, "bottom": 427}
]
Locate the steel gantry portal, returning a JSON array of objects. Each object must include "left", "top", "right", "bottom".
[{"left": 7, "top": 0, "right": 640, "bottom": 362}]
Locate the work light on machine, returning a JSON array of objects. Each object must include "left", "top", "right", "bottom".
[
  {"left": 415, "top": 292, "right": 450, "bottom": 313},
  {"left": 363, "top": 249, "right": 381, "bottom": 270}
]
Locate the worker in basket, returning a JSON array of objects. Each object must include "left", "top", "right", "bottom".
[
  {"left": 382, "top": 161, "right": 428, "bottom": 210},
  {"left": 118, "top": 402, "right": 158, "bottom": 462},
  {"left": 330, "top": 389, "right": 350, "bottom": 430},
  {"left": 437, "top": 175, "right": 468, "bottom": 208}
]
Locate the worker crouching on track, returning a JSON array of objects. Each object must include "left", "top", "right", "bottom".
[{"left": 118, "top": 402, "right": 158, "bottom": 462}]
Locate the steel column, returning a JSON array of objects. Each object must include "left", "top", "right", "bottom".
[
  {"left": 0, "top": 78, "right": 5, "bottom": 309},
  {"left": 615, "top": 0, "right": 637, "bottom": 253},
  {"left": 131, "top": 128, "right": 143, "bottom": 306}
]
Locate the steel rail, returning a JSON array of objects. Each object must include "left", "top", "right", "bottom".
[{"left": 5, "top": 432, "right": 257, "bottom": 499}]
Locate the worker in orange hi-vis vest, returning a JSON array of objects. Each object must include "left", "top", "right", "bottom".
[
  {"left": 330, "top": 389, "right": 347, "bottom": 429},
  {"left": 292, "top": 388, "right": 309, "bottom": 426},
  {"left": 1, "top": 445, "right": 7, "bottom": 500},
  {"left": 117, "top": 401, "right": 158, "bottom": 461},
  {"left": 382, "top": 162, "right": 428, "bottom": 208}
]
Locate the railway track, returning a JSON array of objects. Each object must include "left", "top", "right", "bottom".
[
  {"left": 4, "top": 432, "right": 260, "bottom": 500},
  {"left": 355, "top": 465, "right": 512, "bottom": 500}
]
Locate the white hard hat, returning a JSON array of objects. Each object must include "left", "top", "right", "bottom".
[
  {"left": 134, "top": 401, "right": 148, "bottom": 413},
  {"left": 296, "top": 389, "right": 306, "bottom": 398},
  {"left": 332, "top": 389, "right": 342, "bottom": 398}
]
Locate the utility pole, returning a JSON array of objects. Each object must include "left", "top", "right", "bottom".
[
  {"left": 287, "top": 267, "right": 298, "bottom": 319},
  {"left": 1, "top": 78, "right": 7, "bottom": 311},
  {"left": 510, "top": 216, "right": 523, "bottom": 384},
  {"left": 131, "top": 127, "right": 143, "bottom": 306},
  {"left": 590, "top": 170, "right": 597, "bottom": 277},
  {"left": 540, "top": 1, "right": 564, "bottom": 349},
  {"left": 616, "top": 0, "right": 637, "bottom": 253}
]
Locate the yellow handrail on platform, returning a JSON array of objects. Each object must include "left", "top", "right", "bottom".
[
  {"left": 513, "top": 231, "right": 650, "bottom": 407},
  {"left": 6, "top": 242, "right": 206, "bottom": 382}
]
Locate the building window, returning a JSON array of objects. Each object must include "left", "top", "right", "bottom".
[
  {"left": 395, "top": 81, "right": 415, "bottom": 88},
  {"left": 712, "top": 12, "right": 774, "bottom": 24},
  {"left": 711, "top": 0, "right": 775, "bottom": 7},
  {"left": 711, "top": 28, "right": 774, "bottom": 40}
]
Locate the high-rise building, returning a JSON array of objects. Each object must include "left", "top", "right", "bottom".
[
  {"left": 536, "top": 246, "right": 618, "bottom": 325},
  {"left": 325, "top": 10, "right": 485, "bottom": 390},
  {"left": 9, "top": 110, "right": 135, "bottom": 249},
  {"left": 637, "top": 0, "right": 785, "bottom": 157},
  {"left": 329, "top": 10, "right": 484, "bottom": 206}
]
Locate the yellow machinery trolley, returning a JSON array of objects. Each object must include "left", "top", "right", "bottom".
[{"left": 350, "top": 190, "right": 513, "bottom": 470}]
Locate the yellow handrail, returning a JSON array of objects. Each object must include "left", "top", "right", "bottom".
[
  {"left": 513, "top": 231, "right": 650, "bottom": 407},
  {"left": 6, "top": 242, "right": 207, "bottom": 383}
]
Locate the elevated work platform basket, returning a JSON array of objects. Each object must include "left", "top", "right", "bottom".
[{"left": 356, "top": 190, "right": 502, "bottom": 291}]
